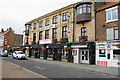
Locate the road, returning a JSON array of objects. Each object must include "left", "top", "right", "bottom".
[{"left": 1, "top": 56, "right": 119, "bottom": 79}]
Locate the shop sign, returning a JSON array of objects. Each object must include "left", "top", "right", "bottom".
[
  {"left": 116, "top": 44, "right": 120, "bottom": 48},
  {"left": 97, "top": 44, "right": 106, "bottom": 49},
  {"left": 107, "top": 43, "right": 111, "bottom": 49},
  {"left": 39, "top": 39, "right": 52, "bottom": 44},
  {"left": 111, "top": 43, "right": 120, "bottom": 49},
  {"left": 71, "top": 45, "right": 87, "bottom": 48},
  {"left": 40, "top": 24, "right": 56, "bottom": 31},
  {"left": 4, "top": 38, "right": 8, "bottom": 46}
]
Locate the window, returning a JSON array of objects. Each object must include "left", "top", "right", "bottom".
[
  {"left": 45, "top": 30, "right": 49, "bottom": 39},
  {"left": 106, "top": 27, "right": 118, "bottom": 40},
  {"left": 62, "top": 12, "right": 68, "bottom": 21},
  {"left": 53, "top": 28, "right": 57, "bottom": 39},
  {"left": 39, "top": 21, "right": 43, "bottom": 27},
  {"left": 45, "top": 19, "right": 50, "bottom": 26},
  {"left": 39, "top": 32, "right": 42, "bottom": 40},
  {"left": 76, "top": 4, "right": 91, "bottom": 15},
  {"left": 62, "top": 26, "right": 68, "bottom": 38},
  {"left": 53, "top": 16, "right": 58, "bottom": 24},
  {"left": 81, "top": 27, "right": 87, "bottom": 36},
  {"left": 99, "top": 49, "right": 106, "bottom": 57},
  {"left": 33, "top": 23, "right": 37, "bottom": 29},
  {"left": 113, "top": 50, "right": 120, "bottom": 60},
  {"left": 33, "top": 33, "right": 36, "bottom": 42},
  {"left": 106, "top": 6, "right": 118, "bottom": 22}
]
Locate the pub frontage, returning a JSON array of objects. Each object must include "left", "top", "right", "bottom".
[{"left": 23, "top": 41, "right": 96, "bottom": 65}]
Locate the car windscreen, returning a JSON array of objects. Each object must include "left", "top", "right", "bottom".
[{"left": 16, "top": 52, "right": 25, "bottom": 54}]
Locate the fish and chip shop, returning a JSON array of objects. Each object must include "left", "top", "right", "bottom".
[{"left": 96, "top": 41, "right": 120, "bottom": 67}]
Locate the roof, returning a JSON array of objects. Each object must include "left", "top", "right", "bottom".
[
  {"left": 0, "top": 30, "right": 9, "bottom": 35},
  {"left": 25, "top": 1, "right": 82, "bottom": 25},
  {"left": 96, "top": 2, "right": 120, "bottom": 12},
  {"left": 0, "top": 29, "right": 14, "bottom": 35}
]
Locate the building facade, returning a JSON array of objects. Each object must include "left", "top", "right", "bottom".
[
  {"left": 95, "top": 2, "right": 120, "bottom": 67},
  {"left": 24, "top": 2, "right": 105, "bottom": 64}
]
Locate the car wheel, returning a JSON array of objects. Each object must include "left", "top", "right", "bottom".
[{"left": 16, "top": 56, "right": 19, "bottom": 60}]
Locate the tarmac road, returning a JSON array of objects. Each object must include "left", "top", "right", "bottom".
[{"left": 1, "top": 56, "right": 119, "bottom": 80}]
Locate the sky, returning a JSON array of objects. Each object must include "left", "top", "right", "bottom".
[{"left": 0, "top": 0, "right": 82, "bottom": 34}]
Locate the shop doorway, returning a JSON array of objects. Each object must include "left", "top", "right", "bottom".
[{"left": 80, "top": 50, "right": 89, "bottom": 64}]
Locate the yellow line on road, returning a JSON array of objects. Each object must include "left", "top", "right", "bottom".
[{"left": 7, "top": 61, "right": 51, "bottom": 80}]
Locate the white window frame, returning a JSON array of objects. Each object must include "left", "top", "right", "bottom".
[{"left": 106, "top": 6, "right": 118, "bottom": 23}]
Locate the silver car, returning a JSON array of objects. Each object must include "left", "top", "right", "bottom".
[{"left": 0, "top": 52, "right": 8, "bottom": 57}]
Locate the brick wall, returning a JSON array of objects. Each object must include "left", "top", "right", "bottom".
[
  {"left": 96, "top": 5, "right": 119, "bottom": 41},
  {"left": 4, "top": 30, "right": 15, "bottom": 47}
]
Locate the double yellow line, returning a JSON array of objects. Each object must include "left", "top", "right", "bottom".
[{"left": 8, "top": 61, "right": 51, "bottom": 80}]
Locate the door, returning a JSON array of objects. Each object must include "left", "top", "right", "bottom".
[{"left": 80, "top": 50, "right": 89, "bottom": 64}]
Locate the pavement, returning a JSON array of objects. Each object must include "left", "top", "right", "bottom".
[
  {"left": 1, "top": 60, "right": 44, "bottom": 79},
  {"left": 28, "top": 57, "right": 120, "bottom": 77}
]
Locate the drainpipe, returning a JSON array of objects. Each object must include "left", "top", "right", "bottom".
[
  {"left": 73, "top": 6, "right": 75, "bottom": 42},
  {"left": 118, "top": 4, "right": 120, "bottom": 40}
]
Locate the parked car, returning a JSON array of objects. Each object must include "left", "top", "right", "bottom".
[
  {"left": 0, "top": 51, "right": 8, "bottom": 57},
  {"left": 12, "top": 51, "right": 26, "bottom": 60}
]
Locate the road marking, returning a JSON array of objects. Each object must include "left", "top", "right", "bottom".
[
  {"left": 8, "top": 61, "right": 50, "bottom": 79},
  {"left": 34, "top": 66, "right": 46, "bottom": 70}
]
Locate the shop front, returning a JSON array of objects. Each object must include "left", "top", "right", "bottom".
[
  {"left": 96, "top": 41, "right": 120, "bottom": 67},
  {"left": 71, "top": 42, "right": 95, "bottom": 65}
]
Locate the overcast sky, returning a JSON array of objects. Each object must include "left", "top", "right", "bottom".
[{"left": 0, "top": 0, "right": 82, "bottom": 34}]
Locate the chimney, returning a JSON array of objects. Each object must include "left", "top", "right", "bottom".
[
  {"left": 9, "top": 27, "right": 12, "bottom": 30},
  {"left": 1, "top": 28, "right": 4, "bottom": 32}
]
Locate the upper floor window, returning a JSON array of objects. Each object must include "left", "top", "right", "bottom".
[
  {"left": 39, "top": 32, "right": 42, "bottom": 40},
  {"left": 33, "top": 23, "right": 37, "bottom": 29},
  {"left": 53, "top": 28, "right": 57, "bottom": 39},
  {"left": 106, "top": 27, "right": 118, "bottom": 40},
  {"left": 39, "top": 21, "right": 43, "bottom": 27},
  {"left": 45, "top": 19, "right": 50, "bottom": 26},
  {"left": 62, "top": 12, "right": 68, "bottom": 21},
  {"left": 106, "top": 6, "right": 118, "bottom": 23},
  {"left": 53, "top": 16, "right": 58, "bottom": 24},
  {"left": 45, "top": 30, "right": 49, "bottom": 39},
  {"left": 62, "top": 26, "right": 68, "bottom": 38},
  {"left": 33, "top": 33, "right": 36, "bottom": 42},
  {"left": 81, "top": 27, "right": 87, "bottom": 36},
  {"left": 76, "top": 4, "right": 91, "bottom": 15}
]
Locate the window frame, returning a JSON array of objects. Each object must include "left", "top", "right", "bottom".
[
  {"left": 76, "top": 4, "right": 91, "bottom": 15},
  {"left": 62, "top": 12, "right": 68, "bottom": 21},
  {"left": 45, "top": 30, "right": 49, "bottom": 39},
  {"left": 81, "top": 27, "right": 87, "bottom": 36},
  {"left": 39, "top": 32, "right": 42, "bottom": 40},
  {"left": 45, "top": 19, "right": 50, "bottom": 26},
  {"left": 62, "top": 26, "right": 68, "bottom": 38},
  {"left": 53, "top": 16, "right": 58, "bottom": 24},
  {"left": 39, "top": 20, "right": 43, "bottom": 27},
  {"left": 52, "top": 28, "right": 57, "bottom": 39},
  {"left": 33, "top": 33, "right": 36, "bottom": 42},
  {"left": 33, "top": 23, "right": 37, "bottom": 29},
  {"left": 106, "top": 27, "right": 119, "bottom": 41},
  {"left": 106, "top": 6, "right": 118, "bottom": 23}
]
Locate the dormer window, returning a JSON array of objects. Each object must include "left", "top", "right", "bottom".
[{"left": 76, "top": 4, "right": 91, "bottom": 15}]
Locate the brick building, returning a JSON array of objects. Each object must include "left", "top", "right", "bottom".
[
  {"left": 96, "top": 2, "right": 120, "bottom": 41},
  {"left": 95, "top": 2, "right": 120, "bottom": 67},
  {"left": 0, "top": 28, "right": 23, "bottom": 54}
]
